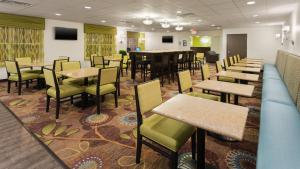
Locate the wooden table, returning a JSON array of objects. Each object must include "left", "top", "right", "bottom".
[
  {"left": 152, "top": 94, "right": 249, "bottom": 169},
  {"left": 216, "top": 71, "right": 259, "bottom": 82},
  {"left": 227, "top": 66, "right": 261, "bottom": 73},
  {"left": 129, "top": 50, "right": 194, "bottom": 80},
  {"left": 239, "top": 60, "right": 263, "bottom": 64},
  {"left": 195, "top": 80, "right": 255, "bottom": 104},
  {"left": 234, "top": 63, "right": 262, "bottom": 68}
]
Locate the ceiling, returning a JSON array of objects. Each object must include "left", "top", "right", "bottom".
[{"left": 0, "top": 0, "right": 298, "bottom": 32}]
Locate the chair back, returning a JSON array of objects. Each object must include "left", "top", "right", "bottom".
[
  {"left": 134, "top": 79, "right": 162, "bottom": 115},
  {"left": 177, "top": 70, "right": 192, "bottom": 93},
  {"left": 233, "top": 55, "right": 238, "bottom": 63},
  {"left": 62, "top": 61, "right": 81, "bottom": 71},
  {"left": 58, "top": 56, "right": 70, "bottom": 61},
  {"left": 108, "top": 60, "right": 121, "bottom": 68},
  {"left": 196, "top": 53, "right": 204, "bottom": 60},
  {"left": 98, "top": 67, "right": 119, "bottom": 86},
  {"left": 93, "top": 56, "right": 105, "bottom": 67},
  {"left": 229, "top": 57, "right": 234, "bottom": 66},
  {"left": 15, "top": 57, "right": 31, "bottom": 66},
  {"left": 223, "top": 58, "right": 229, "bottom": 70},
  {"left": 216, "top": 61, "right": 223, "bottom": 73},
  {"left": 5, "top": 61, "right": 19, "bottom": 74},
  {"left": 123, "top": 55, "right": 129, "bottom": 64},
  {"left": 53, "top": 59, "right": 68, "bottom": 72},
  {"left": 237, "top": 54, "right": 241, "bottom": 62},
  {"left": 90, "top": 54, "right": 96, "bottom": 66},
  {"left": 201, "top": 64, "right": 210, "bottom": 80},
  {"left": 43, "top": 68, "right": 58, "bottom": 88},
  {"left": 113, "top": 54, "right": 122, "bottom": 60}
]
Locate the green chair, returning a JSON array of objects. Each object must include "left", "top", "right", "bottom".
[
  {"left": 61, "top": 61, "right": 85, "bottom": 85},
  {"left": 85, "top": 67, "right": 119, "bottom": 114},
  {"left": 216, "top": 61, "right": 235, "bottom": 83},
  {"left": 93, "top": 56, "right": 105, "bottom": 68},
  {"left": 52, "top": 59, "right": 69, "bottom": 79},
  {"left": 121, "top": 55, "right": 129, "bottom": 75},
  {"left": 15, "top": 57, "right": 42, "bottom": 74},
  {"left": 107, "top": 60, "right": 121, "bottom": 96},
  {"left": 44, "top": 68, "right": 84, "bottom": 119},
  {"left": 58, "top": 56, "right": 70, "bottom": 61},
  {"left": 178, "top": 70, "right": 219, "bottom": 101},
  {"left": 233, "top": 55, "right": 238, "bottom": 64},
  {"left": 5, "top": 61, "right": 40, "bottom": 95},
  {"left": 229, "top": 57, "right": 234, "bottom": 66},
  {"left": 237, "top": 54, "right": 241, "bottom": 62},
  {"left": 134, "top": 79, "right": 196, "bottom": 169},
  {"left": 223, "top": 58, "right": 230, "bottom": 70}
]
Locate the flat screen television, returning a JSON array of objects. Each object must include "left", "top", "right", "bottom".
[
  {"left": 162, "top": 36, "right": 173, "bottom": 43},
  {"left": 55, "top": 27, "right": 77, "bottom": 40}
]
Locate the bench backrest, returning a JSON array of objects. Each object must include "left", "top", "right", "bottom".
[{"left": 275, "top": 50, "right": 289, "bottom": 79}]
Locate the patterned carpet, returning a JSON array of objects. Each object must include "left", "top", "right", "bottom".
[{"left": 0, "top": 66, "right": 261, "bottom": 169}]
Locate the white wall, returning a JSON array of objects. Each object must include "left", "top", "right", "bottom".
[
  {"left": 116, "top": 27, "right": 128, "bottom": 52},
  {"left": 145, "top": 32, "right": 191, "bottom": 50},
  {"left": 221, "top": 26, "right": 282, "bottom": 64},
  {"left": 283, "top": 3, "right": 300, "bottom": 55},
  {"left": 198, "top": 30, "right": 223, "bottom": 53}
]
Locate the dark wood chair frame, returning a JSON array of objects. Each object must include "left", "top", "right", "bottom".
[
  {"left": 134, "top": 81, "right": 196, "bottom": 169},
  {"left": 91, "top": 55, "right": 105, "bottom": 68}
]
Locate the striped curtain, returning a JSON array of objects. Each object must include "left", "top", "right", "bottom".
[{"left": 0, "top": 27, "right": 44, "bottom": 66}]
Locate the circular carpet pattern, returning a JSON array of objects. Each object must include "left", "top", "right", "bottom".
[
  {"left": 119, "top": 112, "right": 137, "bottom": 126},
  {"left": 85, "top": 114, "right": 110, "bottom": 126},
  {"left": 226, "top": 150, "right": 256, "bottom": 169},
  {"left": 73, "top": 156, "right": 103, "bottom": 169}
]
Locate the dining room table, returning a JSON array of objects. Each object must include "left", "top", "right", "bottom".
[
  {"left": 152, "top": 94, "right": 249, "bottom": 169},
  {"left": 227, "top": 66, "right": 261, "bottom": 73},
  {"left": 216, "top": 71, "right": 259, "bottom": 84},
  {"left": 194, "top": 80, "right": 255, "bottom": 105},
  {"left": 233, "top": 63, "right": 262, "bottom": 68}
]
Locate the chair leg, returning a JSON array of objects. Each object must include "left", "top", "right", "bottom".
[
  {"left": 114, "top": 92, "right": 118, "bottom": 108},
  {"left": 7, "top": 81, "right": 11, "bottom": 93},
  {"left": 70, "top": 96, "right": 73, "bottom": 104},
  {"left": 15, "top": 82, "right": 18, "bottom": 87},
  {"left": 46, "top": 95, "right": 50, "bottom": 112},
  {"left": 26, "top": 80, "right": 29, "bottom": 88},
  {"left": 118, "top": 83, "right": 121, "bottom": 96},
  {"left": 136, "top": 134, "right": 142, "bottom": 164},
  {"left": 171, "top": 152, "right": 178, "bottom": 169},
  {"left": 18, "top": 81, "right": 22, "bottom": 95},
  {"left": 55, "top": 98, "right": 60, "bottom": 119},
  {"left": 191, "top": 132, "right": 196, "bottom": 160},
  {"left": 96, "top": 95, "right": 101, "bottom": 115}
]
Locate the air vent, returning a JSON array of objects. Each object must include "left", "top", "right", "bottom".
[
  {"left": 178, "top": 13, "right": 196, "bottom": 18},
  {"left": 0, "top": 0, "right": 32, "bottom": 6}
]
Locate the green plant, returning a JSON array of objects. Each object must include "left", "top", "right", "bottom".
[{"left": 119, "top": 50, "right": 127, "bottom": 57}]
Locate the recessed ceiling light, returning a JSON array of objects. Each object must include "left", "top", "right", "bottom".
[
  {"left": 210, "top": 24, "right": 216, "bottom": 27},
  {"left": 84, "top": 6, "right": 92, "bottom": 9},
  {"left": 55, "top": 13, "right": 61, "bottom": 16},
  {"left": 253, "top": 14, "right": 259, "bottom": 17},
  {"left": 161, "top": 22, "right": 170, "bottom": 28},
  {"left": 216, "top": 27, "right": 221, "bottom": 29},
  {"left": 143, "top": 18, "right": 153, "bottom": 25},
  {"left": 176, "top": 10, "right": 182, "bottom": 14},
  {"left": 247, "top": 1, "right": 256, "bottom": 5},
  {"left": 197, "top": 19, "right": 202, "bottom": 22},
  {"left": 255, "top": 21, "right": 260, "bottom": 24},
  {"left": 101, "top": 20, "right": 107, "bottom": 23}
]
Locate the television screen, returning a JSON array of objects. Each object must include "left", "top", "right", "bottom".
[
  {"left": 55, "top": 27, "right": 77, "bottom": 40},
  {"left": 162, "top": 36, "right": 173, "bottom": 43}
]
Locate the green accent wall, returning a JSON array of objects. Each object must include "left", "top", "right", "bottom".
[
  {"left": 0, "top": 13, "right": 45, "bottom": 30},
  {"left": 191, "top": 36, "right": 212, "bottom": 47},
  {"left": 84, "top": 24, "right": 116, "bottom": 34}
]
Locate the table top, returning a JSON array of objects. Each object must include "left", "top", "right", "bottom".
[
  {"left": 152, "top": 94, "right": 249, "bottom": 140},
  {"left": 227, "top": 66, "right": 261, "bottom": 73},
  {"left": 216, "top": 71, "right": 259, "bottom": 82},
  {"left": 234, "top": 63, "right": 262, "bottom": 68},
  {"left": 195, "top": 80, "right": 255, "bottom": 97},
  {"left": 239, "top": 60, "right": 263, "bottom": 64},
  {"left": 58, "top": 67, "right": 99, "bottom": 79},
  {"left": 241, "top": 58, "right": 263, "bottom": 61}
]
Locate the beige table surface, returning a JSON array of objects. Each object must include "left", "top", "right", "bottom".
[
  {"left": 239, "top": 60, "right": 263, "bottom": 64},
  {"left": 216, "top": 71, "right": 259, "bottom": 82},
  {"left": 195, "top": 80, "right": 255, "bottom": 97},
  {"left": 227, "top": 66, "right": 261, "bottom": 73},
  {"left": 152, "top": 94, "right": 249, "bottom": 140},
  {"left": 59, "top": 67, "right": 99, "bottom": 79},
  {"left": 234, "top": 63, "right": 262, "bottom": 68},
  {"left": 241, "top": 58, "right": 263, "bottom": 61}
]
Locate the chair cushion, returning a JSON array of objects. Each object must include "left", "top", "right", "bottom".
[
  {"left": 22, "top": 69, "right": 42, "bottom": 74},
  {"left": 47, "top": 84, "right": 84, "bottom": 98},
  {"left": 257, "top": 101, "right": 300, "bottom": 169},
  {"left": 85, "top": 84, "right": 116, "bottom": 96},
  {"left": 140, "top": 114, "right": 195, "bottom": 152},
  {"left": 218, "top": 76, "right": 235, "bottom": 83},
  {"left": 8, "top": 73, "right": 39, "bottom": 81},
  {"left": 187, "top": 92, "right": 219, "bottom": 101},
  {"left": 63, "top": 78, "right": 85, "bottom": 85},
  {"left": 262, "top": 78, "right": 294, "bottom": 105}
]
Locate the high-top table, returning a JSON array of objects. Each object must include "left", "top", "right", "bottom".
[
  {"left": 152, "top": 94, "right": 249, "bottom": 169},
  {"left": 227, "top": 66, "right": 261, "bottom": 73},
  {"left": 129, "top": 50, "right": 194, "bottom": 81},
  {"left": 195, "top": 80, "right": 255, "bottom": 104},
  {"left": 216, "top": 71, "right": 259, "bottom": 83}
]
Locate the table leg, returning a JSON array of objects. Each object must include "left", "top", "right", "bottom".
[
  {"left": 234, "top": 95, "right": 239, "bottom": 105},
  {"left": 197, "top": 128, "right": 205, "bottom": 169},
  {"left": 221, "top": 93, "right": 227, "bottom": 102}
]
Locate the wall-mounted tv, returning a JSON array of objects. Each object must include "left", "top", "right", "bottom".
[
  {"left": 162, "top": 36, "right": 173, "bottom": 43},
  {"left": 55, "top": 27, "right": 77, "bottom": 40}
]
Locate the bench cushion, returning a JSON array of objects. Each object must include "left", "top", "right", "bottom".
[
  {"left": 263, "top": 64, "right": 281, "bottom": 80},
  {"left": 257, "top": 101, "right": 300, "bottom": 169},
  {"left": 262, "top": 78, "right": 294, "bottom": 105}
]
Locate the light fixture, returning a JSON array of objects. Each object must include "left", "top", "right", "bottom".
[
  {"left": 161, "top": 22, "right": 170, "bottom": 28},
  {"left": 255, "top": 21, "right": 260, "bottom": 24},
  {"left": 282, "top": 25, "right": 290, "bottom": 32},
  {"left": 131, "top": 25, "right": 135, "bottom": 27},
  {"left": 101, "top": 20, "right": 107, "bottom": 23},
  {"left": 197, "top": 19, "right": 202, "bottom": 22},
  {"left": 84, "top": 6, "right": 92, "bottom": 9},
  {"left": 55, "top": 13, "right": 61, "bottom": 16},
  {"left": 176, "top": 10, "right": 182, "bottom": 14},
  {"left": 275, "top": 33, "right": 281, "bottom": 39},
  {"left": 167, "top": 30, "right": 170, "bottom": 33},
  {"left": 247, "top": 1, "right": 256, "bottom": 5},
  {"left": 143, "top": 17, "right": 153, "bottom": 25},
  {"left": 216, "top": 27, "right": 221, "bottom": 29},
  {"left": 253, "top": 14, "right": 259, "bottom": 17},
  {"left": 175, "top": 25, "right": 183, "bottom": 31},
  {"left": 210, "top": 24, "right": 216, "bottom": 27}
]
